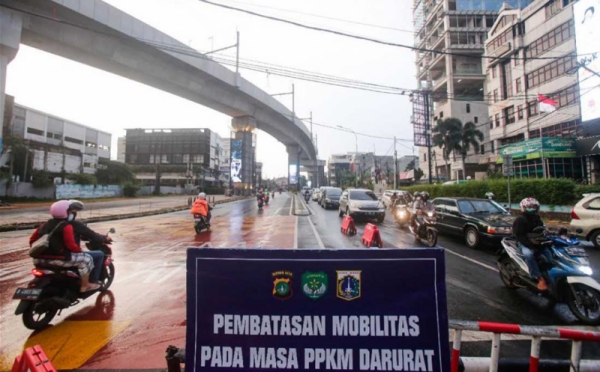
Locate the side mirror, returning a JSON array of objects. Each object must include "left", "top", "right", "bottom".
[
  {"left": 503, "top": 204, "right": 509, "bottom": 209},
  {"left": 109, "top": 228, "right": 116, "bottom": 234}
]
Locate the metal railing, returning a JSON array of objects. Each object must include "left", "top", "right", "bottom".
[{"left": 450, "top": 320, "right": 600, "bottom": 372}]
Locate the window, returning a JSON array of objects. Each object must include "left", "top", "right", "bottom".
[
  {"left": 528, "top": 101, "right": 539, "bottom": 117},
  {"left": 480, "top": 144, "right": 485, "bottom": 154},
  {"left": 526, "top": 54, "right": 576, "bottom": 89},
  {"left": 27, "top": 127, "right": 44, "bottom": 136},
  {"left": 83, "top": 162, "right": 96, "bottom": 168},
  {"left": 64, "top": 136, "right": 84, "bottom": 145},
  {"left": 492, "top": 66, "right": 497, "bottom": 78},
  {"left": 489, "top": 117, "right": 494, "bottom": 129},
  {"left": 545, "top": 0, "right": 563, "bottom": 19},
  {"left": 86, "top": 141, "right": 97, "bottom": 148},
  {"left": 588, "top": 198, "right": 600, "bottom": 210},
  {"left": 466, "top": 103, "right": 470, "bottom": 113},
  {"left": 440, "top": 111, "right": 444, "bottom": 118},
  {"left": 474, "top": 116, "right": 478, "bottom": 124},
  {"left": 500, "top": 133, "right": 525, "bottom": 146},
  {"left": 493, "top": 89, "right": 498, "bottom": 103},
  {"left": 98, "top": 144, "right": 110, "bottom": 151},
  {"left": 501, "top": 61, "right": 512, "bottom": 98},
  {"left": 504, "top": 106, "right": 516, "bottom": 124},
  {"left": 529, "top": 120, "right": 580, "bottom": 138},
  {"left": 495, "top": 114, "right": 500, "bottom": 128},
  {"left": 46, "top": 132, "right": 61, "bottom": 140},
  {"left": 525, "top": 21, "right": 573, "bottom": 59},
  {"left": 446, "top": 200, "right": 459, "bottom": 214},
  {"left": 516, "top": 78, "right": 522, "bottom": 93},
  {"left": 423, "top": 153, "right": 427, "bottom": 162},
  {"left": 488, "top": 27, "right": 513, "bottom": 53},
  {"left": 514, "top": 52, "right": 520, "bottom": 66},
  {"left": 517, "top": 105, "right": 524, "bottom": 120},
  {"left": 491, "top": 142, "right": 496, "bottom": 154}
]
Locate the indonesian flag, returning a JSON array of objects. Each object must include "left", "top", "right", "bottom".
[{"left": 538, "top": 94, "right": 557, "bottom": 113}]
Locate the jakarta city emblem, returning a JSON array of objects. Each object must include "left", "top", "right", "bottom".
[
  {"left": 336, "top": 270, "right": 361, "bottom": 301},
  {"left": 301, "top": 271, "right": 328, "bottom": 300},
  {"left": 272, "top": 271, "right": 293, "bottom": 300}
]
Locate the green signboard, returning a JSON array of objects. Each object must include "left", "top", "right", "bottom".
[{"left": 497, "top": 137, "right": 576, "bottom": 163}]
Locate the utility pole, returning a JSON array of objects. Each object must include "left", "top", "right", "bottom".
[
  {"left": 424, "top": 91, "right": 433, "bottom": 184},
  {"left": 394, "top": 136, "right": 398, "bottom": 190},
  {"left": 235, "top": 31, "right": 240, "bottom": 75}
]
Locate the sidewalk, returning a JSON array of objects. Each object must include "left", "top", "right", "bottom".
[{"left": 0, "top": 195, "right": 246, "bottom": 231}]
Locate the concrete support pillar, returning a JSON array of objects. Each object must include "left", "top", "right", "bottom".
[
  {"left": 0, "top": 7, "right": 22, "bottom": 154},
  {"left": 287, "top": 145, "right": 300, "bottom": 191},
  {"left": 231, "top": 116, "right": 257, "bottom": 196}
]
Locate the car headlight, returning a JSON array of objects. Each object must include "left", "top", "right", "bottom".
[
  {"left": 326, "top": 198, "right": 331, "bottom": 202},
  {"left": 350, "top": 203, "right": 359, "bottom": 209},
  {"left": 578, "top": 266, "right": 593, "bottom": 275}
]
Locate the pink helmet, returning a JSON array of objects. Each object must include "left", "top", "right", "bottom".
[{"left": 49, "top": 200, "right": 71, "bottom": 219}]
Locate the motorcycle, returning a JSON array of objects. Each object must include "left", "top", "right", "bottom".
[
  {"left": 194, "top": 213, "right": 210, "bottom": 234},
  {"left": 393, "top": 203, "right": 410, "bottom": 228},
  {"left": 272, "top": 192, "right": 275, "bottom": 199},
  {"left": 498, "top": 227, "right": 600, "bottom": 325},
  {"left": 408, "top": 207, "right": 438, "bottom": 247},
  {"left": 257, "top": 196, "right": 264, "bottom": 210},
  {"left": 14, "top": 228, "right": 117, "bottom": 330},
  {"left": 264, "top": 194, "right": 270, "bottom": 205},
  {"left": 304, "top": 193, "right": 310, "bottom": 202}
]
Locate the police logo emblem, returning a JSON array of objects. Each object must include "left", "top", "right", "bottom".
[
  {"left": 336, "top": 270, "right": 361, "bottom": 301},
  {"left": 302, "top": 271, "right": 328, "bottom": 300},
  {"left": 272, "top": 271, "right": 293, "bottom": 300}
]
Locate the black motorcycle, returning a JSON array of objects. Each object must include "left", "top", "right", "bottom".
[
  {"left": 194, "top": 214, "right": 210, "bottom": 234},
  {"left": 409, "top": 208, "right": 438, "bottom": 247},
  {"left": 14, "top": 229, "right": 116, "bottom": 330},
  {"left": 304, "top": 193, "right": 310, "bottom": 202},
  {"left": 257, "top": 196, "right": 264, "bottom": 210}
]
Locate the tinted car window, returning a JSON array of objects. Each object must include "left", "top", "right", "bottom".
[
  {"left": 349, "top": 191, "right": 378, "bottom": 201},
  {"left": 458, "top": 201, "right": 476, "bottom": 214},
  {"left": 459, "top": 200, "right": 503, "bottom": 214},
  {"left": 328, "top": 190, "right": 342, "bottom": 196},
  {"left": 587, "top": 197, "right": 600, "bottom": 210},
  {"left": 446, "top": 200, "right": 460, "bottom": 214}
]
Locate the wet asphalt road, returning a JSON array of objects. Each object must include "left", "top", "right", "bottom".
[{"left": 1, "top": 193, "right": 599, "bottom": 369}]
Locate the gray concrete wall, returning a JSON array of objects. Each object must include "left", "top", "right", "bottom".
[{"left": 0, "top": 181, "right": 55, "bottom": 199}]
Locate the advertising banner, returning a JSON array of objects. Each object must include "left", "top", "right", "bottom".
[
  {"left": 186, "top": 248, "right": 450, "bottom": 372},
  {"left": 575, "top": 135, "right": 600, "bottom": 156},
  {"left": 574, "top": 0, "right": 600, "bottom": 122},
  {"left": 230, "top": 139, "right": 243, "bottom": 183},
  {"left": 289, "top": 164, "right": 298, "bottom": 185},
  {"left": 497, "top": 137, "right": 576, "bottom": 162}
]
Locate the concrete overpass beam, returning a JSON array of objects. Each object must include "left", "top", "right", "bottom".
[
  {"left": 231, "top": 116, "right": 257, "bottom": 196},
  {"left": 0, "top": 7, "right": 22, "bottom": 154},
  {"left": 286, "top": 145, "right": 300, "bottom": 191}
]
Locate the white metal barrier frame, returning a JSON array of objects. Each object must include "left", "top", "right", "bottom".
[{"left": 450, "top": 320, "right": 600, "bottom": 372}]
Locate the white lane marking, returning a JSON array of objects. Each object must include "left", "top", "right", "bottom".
[
  {"left": 289, "top": 195, "right": 294, "bottom": 216},
  {"left": 308, "top": 216, "right": 325, "bottom": 249},
  {"left": 294, "top": 216, "right": 299, "bottom": 249},
  {"left": 443, "top": 247, "right": 499, "bottom": 272}
]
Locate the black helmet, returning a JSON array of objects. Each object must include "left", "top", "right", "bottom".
[{"left": 421, "top": 192, "right": 430, "bottom": 201}]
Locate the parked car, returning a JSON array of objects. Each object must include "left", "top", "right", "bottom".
[
  {"left": 570, "top": 193, "right": 600, "bottom": 248},
  {"left": 321, "top": 188, "right": 342, "bottom": 209},
  {"left": 339, "top": 188, "right": 386, "bottom": 223},
  {"left": 318, "top": 186, "right": 334, "bottom": 203},
  {"left": 432, "top": 197, "right": 515, "bottom": 249},
  {"left": 381, "top": 190, "right": 407, "bottom": 209},
  {"left": 312, "top": 189, "right": 321, "bottom": 201}
]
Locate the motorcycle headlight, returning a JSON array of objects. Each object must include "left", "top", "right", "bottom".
[
  {"left": 578, "top": 266, "right": 593, "bottom": 275},
  {"left": 398, "top": 210, "right": 406, "bottom": 217},
  {"left": 427, "top": 211, "right": 434, "bottom": 217}
]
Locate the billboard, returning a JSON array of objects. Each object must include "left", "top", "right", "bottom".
[
  {"left": 289, "top": 164, "right": 298, "bottom": 185},
  {"left": 574, "top": 0, "right": 600, "bottom": 122},
  {"left": 231, "top": 139, "right": 243, "bottom": 183}
]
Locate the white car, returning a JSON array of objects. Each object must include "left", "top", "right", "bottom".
[
  {"left": 570, "top": 193, "right": 600, "bottom": 248},
  {"left": 338, "top": 188, "right": 386, "bottom": 224}
]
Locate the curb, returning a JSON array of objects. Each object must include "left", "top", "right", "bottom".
[
  {"left": 294, "top": 195, "right": 310, "bottom": 216},
  {"left": 0, "top": 196, "right": 249, "bottom": 232}
]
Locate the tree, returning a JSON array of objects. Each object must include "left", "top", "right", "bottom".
[
  {"left": 337, "top": 169, "right": 355, "bottom": 189},
  {"left": 458, "top": 121, "right": 484, "bottom": 165},
  {"left": 432, "top": 118, "right": 462, "bottom": 179},
  {"left": 96, "top": 161, "right": 135, "bottom": 185},
  {"left": 404, "top": 159, "right": 424, "bottom": 182},
  {"left": 67, "top": 173, "right": 97, "bottom": 185},
  {"left": 299, "top": 175, "right": 308, "bottom": 188}
]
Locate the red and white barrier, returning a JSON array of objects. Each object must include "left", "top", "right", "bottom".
[
  {"left": 340, "top": 215, "right": 357, "bottom": 236},
  {"left": 361, "top": 223, "right": 383, "bottom": 248},
  {"left": 12, "top": 345, "right": 56, "bottom": 372},
  {"left": 450, "top": 320, "right": 600, "bottom": 372}
]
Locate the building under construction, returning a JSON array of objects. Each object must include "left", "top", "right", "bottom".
[{"left": 411, "top": 0, "right": 533, "bottom": 181}]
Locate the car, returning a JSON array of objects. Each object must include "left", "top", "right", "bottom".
[
  {"left": 318, "top": 186, "right": 334, "bottom": 203},
  {"left": 312, "top": 190, "right": 321, "bottom": 201},
  {"left": 442, "top": 180, "right": 470, "bottom": 186},
  {"left": 432, "top": 197, "right": 515, "bottom": 249},
  {"left": 381, "top": 190, "right": 407, "bottom": 209},
  {"left": 321, "top": 187, "right": 342, "bottom": 209},
  {"left": 570, "top": 193, "right": 600, "bottom": 248},
  {"left": 338, "top": 188, "right": 386, "bottom": 223}
]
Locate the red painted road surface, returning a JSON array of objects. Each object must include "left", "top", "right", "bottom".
[{"left": 0, "top": 196, "right": 296, "bottom": 369}]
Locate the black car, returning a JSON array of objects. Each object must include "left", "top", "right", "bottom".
[
  {"left": 432, "top": 197, "right": 515, "bottom": 249},
  {"left": 321, "top": 188, "right": 342, "bottom": 209}
]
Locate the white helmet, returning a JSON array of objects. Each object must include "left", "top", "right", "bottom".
[{"left": 198, "top": 192, "right": 206, "bottom": 200}]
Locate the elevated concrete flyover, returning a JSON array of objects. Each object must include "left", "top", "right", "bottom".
[{"left": 0, "top": 0, "right": 317, "bottom": 184}]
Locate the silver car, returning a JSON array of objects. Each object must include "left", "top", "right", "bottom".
[{"left": 338, "top": 188, "right": 386, "bottom": 223}]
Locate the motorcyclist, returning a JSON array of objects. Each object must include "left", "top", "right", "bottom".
[
  {"left": 410, "top": 192, "right": 422, "bottom": 229},
  {"left": 512, "top": 197, "right": 551, "bottom": 291},
  {"left": 65, "top": 200, "right": 109, "bottom": 285},
  {"left": 485, "top": 192, "right": 494, "bottom": 200},
  {"left": 190, "top": 192, "right": 212, "bottom": 226},
  {"left": 29, "top": 200, "right": 100, "bottom": 292},
  {"left": 414, "top": 192, "right": 433, "bottom": 234},
  {"left": 257, "top": 189, "right": 265, "bottom": 204}
]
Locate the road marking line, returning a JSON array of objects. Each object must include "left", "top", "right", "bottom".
[
  {"left": 294, "top": 216, "right": 298, "bottom": 249},
  {"left": 308, "top": 216, "right": 325, "bottom": 249},
  {"left": 289, "top": 195, "right": 294, "bottom": 216},
  {"left": 443, "top": 247, "right": 499, "bottom": 272}
]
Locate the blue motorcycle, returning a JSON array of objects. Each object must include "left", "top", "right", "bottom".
[{"left": 498, "top": 227, "right": 600, "bottom": 325}]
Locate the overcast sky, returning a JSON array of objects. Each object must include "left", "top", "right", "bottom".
[{"left": 6, "top": 0, "right": 417, "bottom": 178}]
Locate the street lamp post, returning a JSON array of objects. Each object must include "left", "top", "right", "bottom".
[{"left": 337, "top": 125, "right": 358, "bottom": 187}]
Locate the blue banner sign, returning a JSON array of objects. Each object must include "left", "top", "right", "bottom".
[{"left": 186, "top": 248, "right": 449, "bottom": 371}]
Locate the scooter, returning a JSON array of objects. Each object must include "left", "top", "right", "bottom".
[
  {"left": 393, "top": 203, "right": 410, "bottom": 228},
  {"left": 14, "top": 229, "right": 116, "bottom": 330},
  {"left": 257, "top": 196, "right": 264, "bottom": 210},
  {"left": 304, "top": 193, "right": 310, "bottom": 202},
  {"left": 498, "top": 227, "right": 600, "bottom": 325},
  {"left": 194, "top": 213, "right": 210, "bottom": 233},
  {"left": 408, "top": 207, "right": 438, "bottom": 247},
  {"left": 264, "top": 194, "right": 270, "bottom": 205}
]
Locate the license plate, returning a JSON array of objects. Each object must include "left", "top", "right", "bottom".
[{"left": 13, "top": 288, "right": 42, "bottom": 301}]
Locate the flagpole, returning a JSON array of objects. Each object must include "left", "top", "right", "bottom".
[{"left": 539, "top": 110, "right": 546, "bottom": 179}]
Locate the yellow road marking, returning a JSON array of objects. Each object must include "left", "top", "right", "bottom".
[{"left": 0, "top": 320, "right": 129, "bottom": 370}]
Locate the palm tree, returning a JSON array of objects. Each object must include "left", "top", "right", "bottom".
[
  {"left": 458, "top": 121, "right": 484, "bottom": 170},
  {"left": 432, "top": 118, "right": 462, "bottom": 179}
]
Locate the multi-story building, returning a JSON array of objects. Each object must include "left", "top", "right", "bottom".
[
  {"left": 116, "top": 137, "right": 126, "bottom": 163},
  {"left": 3, "top": 102, "right": 111, "bottom": 175},
  {"left": 482, "top": 0, "right": 599, "bottom": 182},
  {"left": 124, "top": 128, "right": 225, "bottom": 186},
  {"left": 327, "top": 154, "right": 352, "bottom": 186},
  {"left": 412, "top": 0, "right": 534, "bottom": 181}
]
